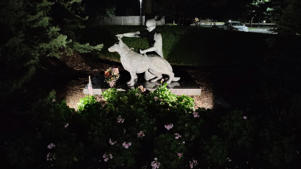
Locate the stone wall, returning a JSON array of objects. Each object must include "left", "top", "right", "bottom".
[
  {"left": 99, "top": 16, "right": 146, "bottom": 25},
  {"left": 99, "top": 16, "right": 166, "bottom": 26}
]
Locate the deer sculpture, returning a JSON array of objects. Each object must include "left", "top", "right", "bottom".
[{"left": 108, "top": 36, "right": 180, "bottom": 86}]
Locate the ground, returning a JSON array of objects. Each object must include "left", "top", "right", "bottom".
[{"left": 57, "top": 53, "right": 214, "bottom": 110}]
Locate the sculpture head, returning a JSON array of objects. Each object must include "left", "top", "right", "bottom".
[
  {"left": 108, "top": 36, "right": 128, "bottom": 53},
  {"left": 108, "top": 43, "right": 119, "bottom": 53},
  {"left": 146, "top": 19, "right": 156, "bottom": 32}
]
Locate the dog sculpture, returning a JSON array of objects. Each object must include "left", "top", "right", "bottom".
[{"left": 108, "top": 36, "right": 180, "bottom": 86}]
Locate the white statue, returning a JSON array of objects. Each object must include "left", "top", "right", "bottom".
[
  {"left": 116, "top": 18, "right": 164, "bottom": 58},
  {"left": 108, "top": 36, "right": 180, "bottom": 86},
  {"left": 116, "top": 18, "right": 165, "bottom": 81}
]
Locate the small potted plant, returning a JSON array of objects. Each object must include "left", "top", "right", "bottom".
[{"left": 104, "top": 67, "right": 120, "bottom": 87}]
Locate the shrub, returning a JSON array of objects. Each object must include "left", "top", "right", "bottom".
[{"left": 3, "top": 85, "right": 300, "bottom": 169}]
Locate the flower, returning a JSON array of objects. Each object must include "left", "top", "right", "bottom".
[
  {"left": 104, "top": 70, "right": 110, "bottom": 78},
  {"left": 102, "top": 153, "right": 113, "bottom": 162},
  {"left": 122, "top": 142, "right": 132, "bottom": 149},
  {"left": 226, "top": 157, "right": 232, "bottom": 162},
  {"left": 193, "top": 111, "right": 199, "bottom": 118},
  {"left": 138, "top": 85, "right": 146, "bottom": 92},
  {"left": 64, "top": 123, "right": 69, "bottom": 128},
  {"left": 104, "top": 67, "right": 120, "bottom": 87},
  {"left": 243, "top": 115, "right": 247, "bottom": 120},
  {"left": 46, "top": 152, "right": 56, "bottom": 161},
  {"left": 189, "top": 160, "right": 198, "bottom": 169},
  {"left": 154, "top": 96, "right": 159, "bottom": 101},
  {"left": 164, "top": 123, "right": 174, "bottom": 130},
  {"left": 151, "top": 158, "right": 160, "bottom": 169},
  {"left": 137, "top": 131, "right": 145, "bottom": 138},
  {"left": 47, "top": 143, "right": 56, "bottom": 149},
  {"left": 117, "top": 115, "right": 125, "bottom": 123},
  {"left": 112, "top": 68, "right": 119, "bottom": 75},
  {"left": 109, "top": 138, "right": 117, "bottom": 145},
  {"left": 174, "top": 133, "right": 181, "bottom": 139},
  {"left": 177, "top": 153, "right": 183, "bottom": 159}
]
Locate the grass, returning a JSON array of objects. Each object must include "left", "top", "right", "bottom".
[{"left": 80, "top": 25, "right": 275, "bottom": 67}]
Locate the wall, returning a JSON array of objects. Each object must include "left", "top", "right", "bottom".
[{"left": 99, "top": 16, "right": 146, "bottom": 25}]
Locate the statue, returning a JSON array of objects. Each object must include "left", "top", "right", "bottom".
[
  {"left": 116, "top": 17, "right": 168, "bottom": 81},
  {"left": 116, "top": 18, "right": 163, "bottom": 58},
  {"left": 108, "top": 36, "right": 180, "bottom": 86}
]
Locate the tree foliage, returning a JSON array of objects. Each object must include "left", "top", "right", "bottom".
[
  {"left": 0, "top": 0, "right": 102, "bottom": 98},
  {"left": 279, "top": 0, "right": 301, "bottom": 34}
]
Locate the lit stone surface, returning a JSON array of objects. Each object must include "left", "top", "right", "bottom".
[{"left": 83, "top": 70, "right": 201, "bottom": 96}]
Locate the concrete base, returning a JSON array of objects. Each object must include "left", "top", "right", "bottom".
[{"left": 83, "top": 70, "right": 201, "bottom": 96}]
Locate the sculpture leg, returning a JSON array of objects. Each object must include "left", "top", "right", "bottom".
[
  {"left": 144, "top": 71, "right": 156, "bottom": 81},
  {"left": 127, "top": 71, "right": 137, "bottom": 86},
  {"left": 166, "top": 72, "right": 174, "bottom": 84},
  {"left": 148, "top": 69, "right": 162, "bottom": 82}
]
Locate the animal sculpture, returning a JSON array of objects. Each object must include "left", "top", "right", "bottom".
[{"left": 108, "top": 36, "right": 180, "bottom": 86}]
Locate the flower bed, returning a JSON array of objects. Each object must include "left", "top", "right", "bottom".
[{"left": 3, "top": 85, "right": 299, "bottom": 169}]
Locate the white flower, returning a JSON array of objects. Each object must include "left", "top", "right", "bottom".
[
  {"left": 108, "top": 138, "right": 117, "bottom": 145},
  {"left": 117, "top": 115, "right": 125, "bottom": 123},
  {"left": 64, "top": 123, "right": 69, "bottom": 128},
  {"left": 174, "top": 133, "right": 181, "bottom": 139}
]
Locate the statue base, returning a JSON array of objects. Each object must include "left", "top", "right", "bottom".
[{"left": 83, "top": 70, "right": 201, "bottom": 96}]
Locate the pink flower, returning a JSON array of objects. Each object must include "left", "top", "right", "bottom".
[
  {"left": 164, "top": 123, "right": 174, "bottom": 130},
  {"left": 47, "top": 143, "right": 56, "bottom": 149},
  {"left": 122, "top": 142, "right": 132, "bottom": 149},
  {"left": 177, "top": 153, "right": 183, "bottom": 159},
  {"left": 174, "top": 133, "right": 181, "bottom": 139},
  {"left": 108, "top": 138, "right": 117, "bottom": 145},
  {"left": 137, "top": 131, "right": 145, "bottom": 138},
  {"left": 102, "top": 153, "right": 113, "bottom": 162},
  {"left": 112, "top": 68, "right": 119, "bottom": 75},
  {"left": 193, "top": 111, "right": 200, "bottom": 118},
  {"left": 117, "top": 115, "right": 125, "bottom": 123},
  {"left": 243, "top": 115, "right": 247, "bottom": 120},
  {"left": 189, "top": 160, "right": 198, "bottom": 169},
  {"left": 151, "top": 158, "right": 160, "bottom": 169},
  {"left": 108, "top": 81, "right": 116, "bottom": 87}
]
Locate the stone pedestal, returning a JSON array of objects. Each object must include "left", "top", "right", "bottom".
[{"left": 83, "top": 70, "right": 201, "bottom": 96}]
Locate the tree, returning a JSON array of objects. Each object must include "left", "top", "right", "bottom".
[
  {"left": 0, "top": 0, "right": 102, "bottom": 99},
  {"left": 279, "top": 0, "right": 301, "bottom": 34}
]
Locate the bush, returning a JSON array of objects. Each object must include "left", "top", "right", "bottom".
[{"left": 3, "top": 85, "right": 300, "bottom": 169}]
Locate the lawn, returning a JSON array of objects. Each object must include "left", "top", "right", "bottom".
[{"left": 80, "top": 26, "right": 274, "bottom": 67}]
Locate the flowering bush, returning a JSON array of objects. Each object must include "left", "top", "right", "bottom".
[
  {"left": 3, "top": 85, "right": 300, "bottom": 169},
  {"left": 104, "top": 67, "right": 120, "bottom": 87}
]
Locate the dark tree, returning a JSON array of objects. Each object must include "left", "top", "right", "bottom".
[{"left": 279, "top": 0, "right": 301, "bottom": 34}]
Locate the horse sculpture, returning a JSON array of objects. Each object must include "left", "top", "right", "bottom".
[{"left": 108, "top": 36, "right": 180, "bottom": 86}]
